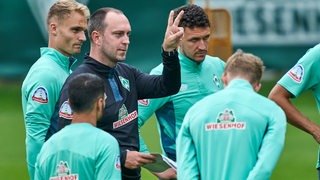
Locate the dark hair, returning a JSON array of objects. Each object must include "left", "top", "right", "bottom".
[
  {"left": 88, "top": 7, "right": 123, "bottom": 42},
  {"left": 173, "top": 4, "right": 210, "bottom": 28},
  {"left": 68, "top": 73, "right": 105, "bottom": 113}
]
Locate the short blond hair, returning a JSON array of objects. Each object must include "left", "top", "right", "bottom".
[
  {"left": 225, "top": 49, "right": 265, "bottom": 84},
  {"left": 47, "top": 0, "right": 90, "bottom": 26}
]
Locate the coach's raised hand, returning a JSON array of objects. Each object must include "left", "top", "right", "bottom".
[{"left": 162, "top": 10, "right": 184, "bottom": 52}]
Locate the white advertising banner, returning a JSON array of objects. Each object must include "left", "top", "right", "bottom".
[{"left": 194, "top": 0, "right": 320, "bottom": 46}]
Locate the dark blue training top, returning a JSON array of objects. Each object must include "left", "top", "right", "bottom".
[{"left": 57, "top": 51, "right": 180, "bottom": 180}]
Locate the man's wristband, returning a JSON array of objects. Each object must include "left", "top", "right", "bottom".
[{"left": 162, "top": 48, "right": 178, "bottom": 57}]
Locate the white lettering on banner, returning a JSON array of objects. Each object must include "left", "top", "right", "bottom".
[{"left": 194, "top": 0, "right": 320, "bottom": 45}]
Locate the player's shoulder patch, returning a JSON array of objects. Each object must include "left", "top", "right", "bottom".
[
  {"left": 115, "top": 155, "right": 121, "bottom": 170},
  {"left": 32, "top": 86, "right": 48, "bottom": 103},
  {"left": 59, "top": 101, "right": 73, "bottom": 119},
  {"left": 288, "top": 64, "right": 304, "bottom": 83},
  {"left": 138, "top": 99, "right": 149, "bottom": 106}
]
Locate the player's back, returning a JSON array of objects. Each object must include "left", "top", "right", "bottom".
[{"left": 34, "top": 123, "right": 121, "bottom": 180}]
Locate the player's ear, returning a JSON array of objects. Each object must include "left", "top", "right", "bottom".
[
  {"left": 48, "top": 23, "right": 57, "bottom": 36},
  {"left": 96, "top": 96, "right": 104, "bottom": 111},
  {"left": 222, "top": 72, "right": 228, "bottom": 87},
  {"left": 254, "top": 82, "right": 262, "bottom": 92},
  {"left": 91, "top": 31, "right": 102, "bottom": 46}
]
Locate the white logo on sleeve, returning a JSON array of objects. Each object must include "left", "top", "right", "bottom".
[
  {"left": 180, "top": 84, "right": 188, "bottom": 91},
  {"left": 288, "top": 64, "right": 304, "bottom": 83},
  {"left": 32, "top": 86, "right": 48, "bottom": 103},
  {"left": 138, "top": 99, "right": 149, "bottom": 106},
  {"left": 115, "top": 155, "right": 121, "bottom": 170},
  {"left": 59, "top": 101, "right": 73, "bottom": 119}
]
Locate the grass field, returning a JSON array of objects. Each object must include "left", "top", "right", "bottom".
[{"left": 0, "top": 78, "right": 319, "bottom": 179}]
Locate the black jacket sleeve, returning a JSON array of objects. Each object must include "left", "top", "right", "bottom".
[{"left": 135, "top": 50, "right": 181, "bottom": 99}]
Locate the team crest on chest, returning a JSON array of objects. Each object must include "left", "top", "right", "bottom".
[
  {"left": 50, "top": 161, "right": 78, "bottom": 180},
  {"left": 205, "top": 108, "right": 246, "bottom": 131},
  {"left": 32, "top": 86, "right": 48, "bottom": 103},
  {"left": 119, "top": 76, "right": 130, "bottom": 91},
  {"left": 212, "top": 74, "right": 221, "bottom": 88},
  {"left": 118, "top": 104, "right": 128, "bottom": 120},
  {"left": 288, "top": 64, "right": 304, "bottom": 83}
]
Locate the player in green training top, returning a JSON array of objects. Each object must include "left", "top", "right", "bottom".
[
  {"left": 177, "top": 50, "right": 287, "bottom": 180},
  {"left": 138, "top": 4, "right": 225, "bottom": 178},
  {"left": 35, "top": 73, "right": 121, "bottom": 180},
  {"left": 269, "top": 43, "right": 320, "bottom": 178},
  {"left": 21, "top": 1, "right": 90, "bottom": 179}
]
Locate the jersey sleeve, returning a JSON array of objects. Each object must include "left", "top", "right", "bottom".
[
  {"left": 57, "top": 77, "right": 73, "bottom": 130},
  {"left": 23, "top": 70, "right": 60, "bottom": 177},
  {"left": 138, "top": 96, "right": 170, "bottom": 128},
  {"left": 247, "top": 106, "right": 287, "bottom": 180},
  {"left": 134, "top": 51, "right": 181, "bottom": 100},
  {"left": 176, "top": 110, "right": 200, "bottom": 179},
  {"left": 95, "top": 132, "right": 122, "bottom": 180},
  {"left": 138, "top": 64, "right": 171, "bottom": 153},
  {"left": 138, "top": 96, "right": 170, "bottom": 153},
  {"left": 278, "top": 44, "right": 320, "bottom": 97}
]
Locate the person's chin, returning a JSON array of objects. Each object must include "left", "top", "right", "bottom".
[
  {"left": 194, "top": 56, "right": 205, "bottom": 62},
  {"left": 72, "top": 49, "right": 81, "bottom": 54},
  {"left": 117, "top": 56, "right": 126, "bottom": 61}
]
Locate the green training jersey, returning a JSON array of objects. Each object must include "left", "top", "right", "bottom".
[
  {"left": 277, "top": 43, "right": 320, "bottom": 168},
  {"left": 21, "top": 47, "right": 75, "bottom": 179},
  {"left": 34, "top": 123, "right": 121, "bottom": 180},
  {"left": 138, "top": 51, "right": 225, "bottom": 161},
  {"left": 177, "top": 79, "right": 287, "bottom": 180}
]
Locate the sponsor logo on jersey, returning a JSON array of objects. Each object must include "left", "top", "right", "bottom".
[
  {"left": 115, "top": 155, "right": 121, "bottom": 170},
  {"left": 288, "top": 64, "right": 304, "bottom": 83},
  {"left": 113, "top": 105, "right": 137, "bottom": 129},
  {"left": 205, "top": 109, "right": 246, "bottom": 131},
  {"left": 59, "top": 101, "right": 73, "bottom": 119},
  {"left": 213, "top": 74, "right": 222, "bottom": 88},
  {"left": 119, "top": 76, "right": 130, "bottom": 92},
  {"left": 50, "top": 161, "right": 78, "bottom": 180},
  {"left": 32, "top": 86, "right": 48, "bottom": 103},
  {"left": 138, "top": 99, "right": 149, "bottom": 106}
]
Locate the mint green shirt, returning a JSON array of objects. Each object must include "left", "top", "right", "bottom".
[
  {"left": 177, "top": 79, "right": 286, "bottom": 180},
  {"left": 138, "top": 51, "right": 225, "bottom": 161},
  {"left": 21, "top": 48, "right": 75, "bottom": 179},
  {"left": 34, "top": 123, "right": 121, "bottom": 180},
  {"left": 277, "top": 43, "right": 320, "bottom": 168}
]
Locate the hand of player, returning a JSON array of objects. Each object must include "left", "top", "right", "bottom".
[
  {"left": 152, "top": 167, "right": 177, "bottom": 180},
  {"left": 125, "top": 151, "right": 157, "bottom": 169},
  {"left": 162, "top": 10, "right": 184, "bottom": 52}
]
